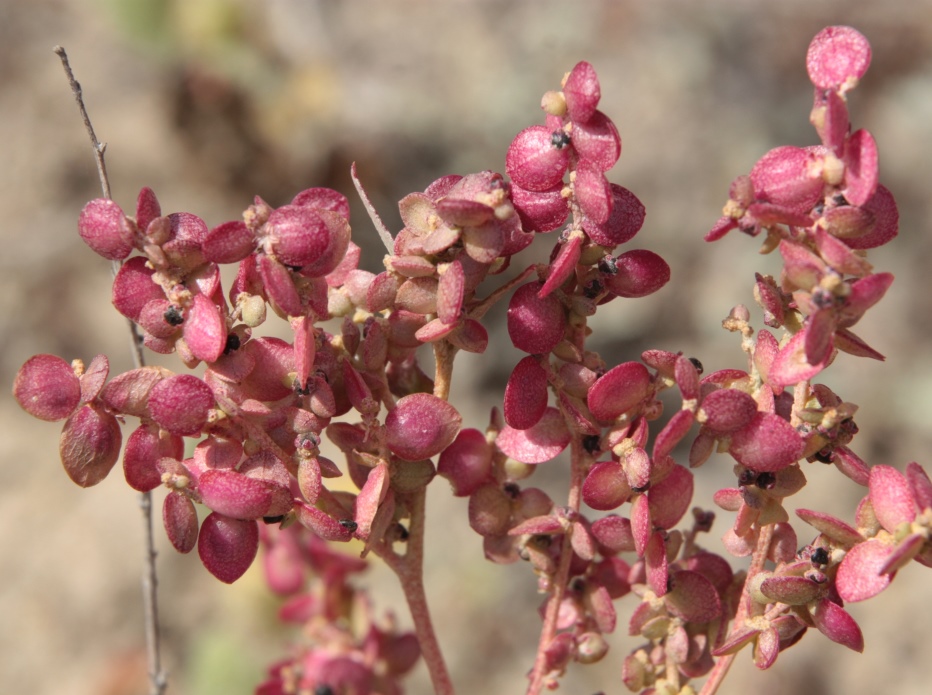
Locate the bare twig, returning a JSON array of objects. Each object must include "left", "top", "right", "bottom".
[
  {"left": 54, "top": 45, "right": 167, "bottom": 695},
  {"left": 351, "top": 162, "right": 395, "bottom": 253}
]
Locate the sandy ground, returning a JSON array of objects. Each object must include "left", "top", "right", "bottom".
[{"left": 3, "top": 1, "right": 932, "bottom": 694}]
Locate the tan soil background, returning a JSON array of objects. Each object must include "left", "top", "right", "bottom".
[{"left": 2, "top": 1, "right": 932, "bottom": 694}]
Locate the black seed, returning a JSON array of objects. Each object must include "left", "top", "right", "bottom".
[
  {"left": 833, "top": 194, "right": 849, "bottom": 206},
  {"left": 737, "top": 469, "right": 757, "bottom": 487},
  {"left": 755, "top": 472, "right": 777, "bottom": 490},
  {"left": 598, "top": 256, "right": 618, "bottom": 275},
  {"left": 688, "top": 357, "right": 704, "bottom": 374},
  {"left": 262, "top": 515, "right": 285, "bottom": 525},
  {"left": 582, "top": 435, "right": 601, "bottom": 454},
  {"left": 163, "top": 305, "right": 184, "bottom": 326},
  {"left": 583, "top": 280, "right": 603, "bottom": 299},
  {"left": 503, "top": 482, "right": 521, "bottom": 498},
  {"left": 223, "top": 333, "right": 241, "bottom": 354},
  {"left": 631, "top": 484, "right": 650, "bottom": 493},
  {"left": 813, "top": 448, "right": 834, "bottom": 464},
  {"left": 811, "top": 547, "right": 830, "bottom": 565},
  {"left": 314, "top": 686, "right": 335, "bottom": 695},
  {"left": 551, "top": 131, "right": 571, "bottom": 149},
  {"left": 285, "top": 264, "right": 302, "bottom": 272},
  {"left": 338, "top": 519, "right": 358, "bottom": 531}
]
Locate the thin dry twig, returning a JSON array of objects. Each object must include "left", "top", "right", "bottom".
[{"left": 53, "top": 45, "right": 167, "bottom": 695}]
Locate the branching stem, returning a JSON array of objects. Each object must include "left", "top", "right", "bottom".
[{"left": 54, "top": 45, "right": 166, "bottom": 695}]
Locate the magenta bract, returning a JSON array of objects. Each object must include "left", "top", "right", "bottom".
[
  {"left": 587, "top": 361, "right": 651, "bottom": 422},
  {"left": 603, "top": 250, "right": 670, "bottom": 298},
  {"left": 507, "top": 282, "right": 566, "bottom": 354},
  {"left": 112, "top": 256, "right": 163, "bottom": 321},
  {"left": 437, "top": 429, "right": 493, "bottom": 497},
  {"left": 148, "top": 373, "right": 215, "bottom": 436},
  {"left": 563, "top": 61, "right": 600, "bottom": 123},
  {"left": 504, "top": 356, "right": 549, "bottom": 430},
  {"left": 506, "top": 125, "right": 570, "bottom": 192},
  {"left": 198, "top": 513, "right": 259, "bottom": 583},
  {"left": 163, "top": 490, "right": 198, "bottom": 554},
  {"left": 729, "top": 412, "right": 804, "bottom": 472},
  {"left": 59, "top": 403, "right": 122, "bottom": 487},
  {"left": 78, "top": 198, "right": 135, "bottom": 260},
  {"left": 384, "top": 393, "right": 462, "bottom": 461},
  {"left": 806, "top": 26, "right": 871, "bottom": 92},
  {"left": 496, "top": 407, "right": 570, "bottom": 464},
  {"left": 14, "top": 354, "right": 81, "bottom": 421}
]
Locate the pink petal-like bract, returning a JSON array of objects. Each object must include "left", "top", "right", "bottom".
[
  {"left": 769, "top": 329, "right": 830, "bottom": 387},
  {"left": 437, "top": 260, "right": 465, "bottom": 325},
  {"left": 202, "top": 220, "right": 255, "bottom": 264},
  {"left": 496, "top": 407, "right": 570, "bottom": 464},
  {"left": 504, "top": 356, "right": 549, "bottom": 430},
  {"left": 163, "top": 490, "right": 198, "bottom": 554},
  {"left": 582, "top": 460, "right": 631, "bottom": 511},
  {"left": 123, "top": 423, "right": 183, "bottom": 492},
  {"left": 587, "top": 361, "right": 651, "bottom": 422},
  {"left": 836, "top": 539, "right": 896, "bottom": 602},
  {"left": 136, "top": 186, "right": 161, "bottom": 234},
  {"left": 59, "top": 403, "right": 122, "bottom": 487},
  {"left": 506, "top": 125, "right": 570, "bottom": 192},
  {"left": 729, "top": 412, "right": 804, "bottom": 472},
  {"left": 112, "top": 256, "right": 164, "bottom": 321},
  {"left": 183, "top": 293, "right": 227, "bottom": 364},
  {"left": 648, "top": 465, "right": 694, "bottom": 530},
  {"left": 510, "top": 183, "right": 569, "bottom": 233},
  {"left": 148, "top": 374, "right": 215, "bottom": 436},
  {"left": 437, "top": 428, "right": 493, "bottom": 497},
  {"left": 603, "top": 249, "right": 670, "bottom": 298},
  {"left": 572, "top": 110, "right": 621, "bottom": 172},
  {"left": 197, "top": 513, "right": 259, "bottom": 583},
  {"left": 574, "top": 159, "right": 613, "bottom": 225},
  {"left": 14, "top": 354, "right": 81, "bottom": 421},
  {"left": 645, "top": 531, "right": 669, "bottom": 596},
  {"left": 591, "top": 515, "right": 636, "bottom": 554},
  {"left": 906, "top": 462, "right": 932, "bottom": 511},
  {"left": 538, "top": 234, "right": 582, "bottom": 298},
  {"left": 806, "top": 26, "right": 871, "bottom": 92},
  {"left": 198, "top": 469, "right": 283, "bottom": 520},
  {"left": 582, "top": 184, "right": 645, "bottom": 247},
  {"left": 843, "top": 185, "right": 898, "bottom": 249},
  {"left": 507, "top": 282, "right": 566, "bottom": 354},
  {"left": 294, "top": 502, "right": 355, "bottom": 542},
  {"left": 563, "top": 61, "right": 600, "bottom": 123},
  {"left": 665, "top": 570, "right": 722, "bottom": 624},
  {"left": 810, "top": 598, "right": 864, "bottom": 652},
  {"left": 78, "top": 198, "right": 134, "bottom": 260},
  {"left": 842, "top": 128, "right": 879, "bottom": 207},
  {"left": 700, "top": 388, "right": 758, "bottom": 435},
  {"left": 652, "top": 409, "right": 694, "bottom": 460},
  {"left": 385, "top": 393, "right": 462, "bottom": 461},
  {"left": 869, "top": 464, "right": 917, "bottom": 533},
  {"left": 760, "top": 575, "right": 826, "bottom": 605},
  {"left": 796, "top": 508, "right": 864, "bottom": 547},
  {"left": 750, "top": 146, "right": 824, "bottom": 213}
]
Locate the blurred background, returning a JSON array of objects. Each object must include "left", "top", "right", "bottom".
[{"left": 2, "top": 1, "right": 932, "bottom": 694}]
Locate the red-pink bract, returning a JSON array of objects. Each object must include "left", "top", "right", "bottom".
[
  {"left": 123, "top": 423, "right": 183, "bottom": 492},
  {"left": 384, "top": 393, "right": 462, "bottom": 461},
  {"left": 603, "top": 250, "right": 670, "bottom": 298},
  {"left": 869, "top": 465, "right": 916, "bottom": 533},
  {"left": 437, "top": 429, "right": 493, "bottom": 497},
  {"left": 203, "top": 220, "right": 255, "bottom": 264},
  {"left": 648, "top": 465, "right": 694, "bottom": 530},
  {"left": 810, "top": 598, "right": 864, "bottom": 652},
  {"left": 582, "top": 460, "right": 631, "bottom": 511},
  {"left": 729, "top": 412, "right": 804, "bottom": 472},
  {"left": 572, "top": 110, "right": 621, "bottom": 172},
  {"left": 78, "top": 198, "right": 135, "bottom": 260},
  {"left": 198, "top": 469, "right": 287, "bottom": 520},
  {"left": 496, "top": 407, "right": 571, "bottom": 464},
  {"left": 506, "top": 125, "right": 570, "bottom": 192},
  {"left": 700, "top": 388, "right": 758, "bottom": 434},
  {"left": 665, "top": 570, "right": 721, "bottom": 624},
  {"left": 163, "top": 490, "right": 198, "bottom": 554},
  {"left": 510, "top": 183, "right": 568, "bottom": 233},
  {"left": 806, "top": 26, "right": 871, "bottom": 92},
  {"left": 507, "top": 282, "right": 566, "bottom": 354},
  {"left": 836, "top": 539, "right": 895, "bottom": 602},
  {"left": 14, "top": 354, "right": 81, "bottom": 421},
  {"left": 587, "top": 361, "right": 651, "bottom": 422},
  {"left": 574, "top": 159, "right": 613, "bottom": 225},
  {"left": 563, "top": 61, "right": 600, "bottom": 123},
  {"left": 112, "top": 256, "right": 164, "bottom": 321},
  {"left": 59, "top": 403, "right": 122, "bottom": 487},
  {"left": 183, "top": 293, "right": 227, "bottom": 364},
  {"left": 504, "top": 356, "right": 549, "bottom": 430},
  {"left": 198, "top": 513, "right": 259, "bottom": 583},
  {"left": 148, "top": 374, "right": 215, "bottom": 436}
]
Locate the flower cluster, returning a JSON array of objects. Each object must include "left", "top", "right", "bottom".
[{"left": 13, "top": 25, "right": 932, "bottom": 695}]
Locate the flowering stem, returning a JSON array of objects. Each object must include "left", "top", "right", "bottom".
[
  {"left": 378, "top": 488, "right": 454, "bottom": 695},
  {"left": 526, "top": 424, "right": 586, "bottom": 695},
  {"left": 55, "top": 45, "right": 166, "bottom": 695},
  {"left": 699, "top": 523, "right": 775, "bottom": 695}
]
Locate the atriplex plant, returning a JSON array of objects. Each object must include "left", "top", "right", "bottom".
[{"left": 13, "top": 26, "right": 932, "bottom": 695}]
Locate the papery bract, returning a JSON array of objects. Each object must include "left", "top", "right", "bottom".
[
  {"left": 197, "top": 513, "right": 260, "bottom": 583},
  {"left": 14, "top": 354, "right": 81, "bottom": 421},
  {"left": 385, "top": 394, "right": 462, "bottom": 462}
]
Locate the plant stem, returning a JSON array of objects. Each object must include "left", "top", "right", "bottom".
[
  {"left": 55, "top": 45, "right": 166, "bottom": 695},
  {"left": 526, "top": 426, "right": 586, "bottom": 695},
  {"left": 699, "top": 523, "right": 775, "bottom": 695}
]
